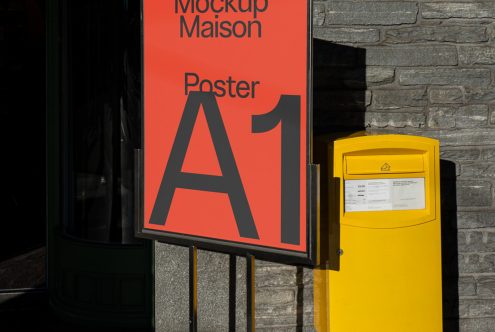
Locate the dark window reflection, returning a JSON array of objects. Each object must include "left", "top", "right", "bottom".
[{"left": 63, "top": 0, "right": 141, "bottom": 244}]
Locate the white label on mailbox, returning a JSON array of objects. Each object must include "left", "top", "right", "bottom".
[{"left": 344, "top": 178, "right": 425, "bottom": 212}]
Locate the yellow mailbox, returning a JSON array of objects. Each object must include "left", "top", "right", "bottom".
[{"left": 314, "top": 134, "right": 442, "bottom": 332}]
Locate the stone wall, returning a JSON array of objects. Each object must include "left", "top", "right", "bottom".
[
  {"left": 313, "top": 0, "right": 495, "bottom": 331},
  {"left": 155, "top": 1, "right": 495, "bottom": 331}
]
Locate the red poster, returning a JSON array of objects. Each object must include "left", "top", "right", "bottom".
[{"left": 138, "top": 0, "right": 314, "bottom": 264}]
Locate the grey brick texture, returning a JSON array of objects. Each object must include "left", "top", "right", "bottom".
[
  {"left": 325, "top": 2, "right": 418, "bottom": 25},
  {"left": 398, "top": 68, "right": 491, "bottom": 87},
  {"left": 422, "top": 3, "right": 495, "bottom": 19}
]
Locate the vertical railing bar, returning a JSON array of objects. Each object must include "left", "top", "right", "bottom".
[
  {"left": 229, "top": 254, "right": 237, "bottom": 332},
  {"left": 189, "top": 246, "right": 198, "bottom": 332},
  {"left": 246, "top": 254, "right": 255, "bottom": 332}
]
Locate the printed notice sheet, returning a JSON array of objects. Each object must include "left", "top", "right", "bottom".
[{"left": 344, "top": 178, "right": 426, "bottom": 212}]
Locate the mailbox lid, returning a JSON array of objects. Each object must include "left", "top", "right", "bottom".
[{"left": 345, "top": 154, "right": 424, "bottom": 175}]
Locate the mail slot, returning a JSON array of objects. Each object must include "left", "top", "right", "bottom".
[{"left": 314, "top": 134, "right": 443, "bottom": 332}]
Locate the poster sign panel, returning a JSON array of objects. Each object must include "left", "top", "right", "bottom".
[{"left": 137, "top": 0, "right": 315, "bottom": 265}]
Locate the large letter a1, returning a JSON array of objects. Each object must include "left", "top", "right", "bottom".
[{"left": 149, "top": 92, "right": 259, "bottom": 239}]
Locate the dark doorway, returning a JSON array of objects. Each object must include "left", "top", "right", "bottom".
[{"left": 0, "top": 0, "right": 46, "bottom": 291}]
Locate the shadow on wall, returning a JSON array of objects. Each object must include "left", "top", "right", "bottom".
[
  {"left": 313, "top": 38, "right": 366, "bottom": 135},
  {"left": 312, "top": 38, "right": 366, "bottom": 273},
  {"left": 312, "top": 38, "right": 460, "bottom": 331},
  {"left": 441, "top": 160, "right": 460, "bottom": 332}
]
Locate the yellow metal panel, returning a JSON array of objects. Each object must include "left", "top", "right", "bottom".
[
  {"left": 314, "top": 134, "right": 443, "bottom": 332},
  {"left": 329, "top": 221, "right": 442, "bottom": 332}
]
